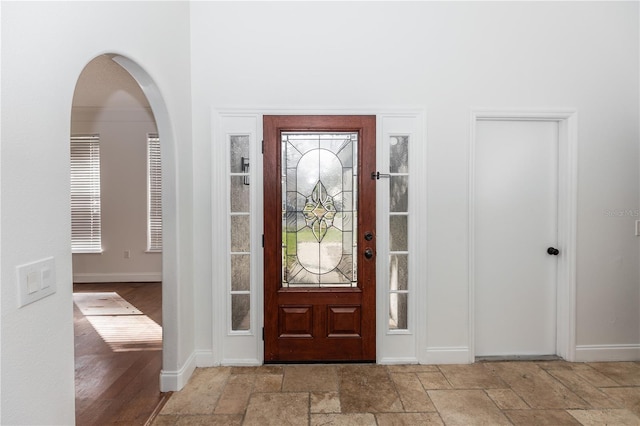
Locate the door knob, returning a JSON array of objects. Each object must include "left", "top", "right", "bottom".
[
  {"left": 547, "top": 247, "right": 560, "bottom": 255},
  {"left": 364, "top": 248, "right": 374, "bottom": 259},
  {"left": 364, "top": 231, "right": 373, "bottom": 241}
]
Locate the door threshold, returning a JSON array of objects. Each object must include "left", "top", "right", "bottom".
[{"left": 475, "top": 355, "right": 562, "bottom": 362}]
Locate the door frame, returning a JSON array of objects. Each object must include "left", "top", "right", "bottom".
[
  {"left": 468, "top": 109, "right": 578, "bottom": 362},
  {"left": 262, "top": 115, "right": 377, "bottom": 362},
  {"left": 212, "top": 108, "right": 427, "bottom": 366}
]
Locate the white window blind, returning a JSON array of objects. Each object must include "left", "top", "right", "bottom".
[
  {"left": 70, "top": 135, "right": 102, "bottom": 253},
  {"left": 147, "top": 134, "right": 162, "bottom": 252}
]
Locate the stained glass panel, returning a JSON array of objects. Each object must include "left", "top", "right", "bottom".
[{"left": 282, "top": 132, "right": 358, "bottom": 288}]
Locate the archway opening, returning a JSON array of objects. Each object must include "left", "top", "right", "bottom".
[{"left": 70, "top": 54, "right": 177, "bottom": 423}]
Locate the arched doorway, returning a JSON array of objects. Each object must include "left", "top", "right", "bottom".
[{"left": 70, "top": 54, "right": 179, "bottom": 423}]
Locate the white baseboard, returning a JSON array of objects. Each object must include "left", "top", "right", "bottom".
[
  {"left": 160, "top": 352, "right": 197, "bottom": 392},
  {"left": 425, "top": 347, "right": 471, "bottom": 364},
  {"left": 221, "top": 358, "right": 262, "bottom": 366},
  {"left": 73, "top": 272, "right": 162, "bottom": 283},
  {"left": 195, "top": 350, "right": 218, "bottom": 368},
  {"left": 379, "top": 357, "right": 419, "bottom": 365},
  {"left": 574, "top": 344, "right": 640, "bottom": 362}
]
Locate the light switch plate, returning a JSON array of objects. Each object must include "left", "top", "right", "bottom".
[{"left": 17, "top": 257, "right": 56, "bottom": 307}]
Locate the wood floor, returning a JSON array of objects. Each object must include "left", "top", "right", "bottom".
[{"left": 74, "top": 282, "right": 169, "bottom": 425}]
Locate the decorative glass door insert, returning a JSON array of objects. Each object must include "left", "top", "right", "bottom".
[{"left": 281, "top": 132, "right": 358, "bottom": 288}]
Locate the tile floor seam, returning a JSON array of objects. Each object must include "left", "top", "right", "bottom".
[
  {"left": 541, "top": 367, "right": 595, "bottom": 410},
  {"left": 152, "top": 362, "right": 640, "bottom": 426},
  {"left": 384, "top": 365, "right": 409, "bottom": 413},
  {"left": 435, "top": 365, "right": 455, "bottom": 389}
]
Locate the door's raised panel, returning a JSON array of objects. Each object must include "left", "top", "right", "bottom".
[
  {"left": 279, "top": 305, "right": 313, "bottom": 338},
  {"left": 327, "top": 306, "right": 361, "bottom": 337}
]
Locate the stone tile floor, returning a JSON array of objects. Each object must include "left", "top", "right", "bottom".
[{"left": 153, "top": 361, "right": 640, "bottom": 425}]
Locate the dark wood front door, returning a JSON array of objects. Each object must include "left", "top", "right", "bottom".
[{"left": 263, "top": 115, "right": 376, "bottom": 362}]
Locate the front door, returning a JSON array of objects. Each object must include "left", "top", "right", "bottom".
[
  {"left": 474, "top": 119, "right": 559, "bottom": 357},
  {"left": 263, "top": 115, "right": 376, "bottom": 362}
]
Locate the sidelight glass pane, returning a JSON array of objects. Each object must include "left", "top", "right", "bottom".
[
  {"left": 389, "top": 136, "right": 409, "bottom": 173},
  {"left": 281, "top": 132, "right": 358, "bottom": 288},
  {"left": 389, "top": 254, "right": 408, "bottom": 291},
  {"left": 389, "top": 215, "right": 408, "bottom": 251},
  {"left": 389, "top": 293, "right": 408, "bottom": 330},
  {"left": 231, "top": 254, "right": 250, "bottom": 291},
  {"left": 230, "top": 176, "right": 250, "bottom": 212},
  {"left": 390, "top": 176, "right": 408, "bottom": 212},
  {"left": 230, "top": 135, "right": 250, "bottom": 173},
  {"left": 231, "top": 215, "right": 250, "bottom": 252},
  {"left": 231, "top": 294, "right": 250, "bottom": 331}
]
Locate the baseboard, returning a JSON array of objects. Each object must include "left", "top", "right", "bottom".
[
  {"left": 73, "top": 272, "right": 162, "bottom": 283},
  {"left": 379, "top": 357, "right": 419, "bottom": 365},
  {"left": 221, "top": 358, "right": 262, "bottom": 366},
  {"left": 160, "top": 352, "right": 197, "bottom": 392},
  {"left": 424, "top": 347, "right": 471, "bottom": 364},
  {"left": 195, "top": 350, "right": 218, "bottom": 368},
  {"left": 574, "top": 344, "right": 640, "bottom": 362}
]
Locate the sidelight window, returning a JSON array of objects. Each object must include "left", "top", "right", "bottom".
[
  {"left": 388, "top": 135, "right": 409, "bottom": 330},
  {"left": 229, "top": 135, "right": 251, "bottom": 331}
]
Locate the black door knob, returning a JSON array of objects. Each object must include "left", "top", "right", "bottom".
[
  {"left": 364, "top": 248, "right": 374, "bottom": 259},
  {"left": 364, "top": 231, "right": 373, "bottom": 241},
  {"left": 547, "top": 247, "right": 560, "bottom": 255}
]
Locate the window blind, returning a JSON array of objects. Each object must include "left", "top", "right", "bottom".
[
  {"left": 70, "top": 135, "right": 102, "bottom": 253},
  {"left": 147, "top": 134, "right": 162, "bottom": 251}
]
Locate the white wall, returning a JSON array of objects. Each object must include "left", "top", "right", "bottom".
[
  {"left": 190, "top": 1, "right": 639, "bottom": 361},
  {"left": 1, "top": 2, "right": 638, "bottom": 424},
  {"left": 71, "top": 107, "right": 162, "bottom": 283},
  {"left": 1, "top": 2, "right": 193, "bottom": 424}
]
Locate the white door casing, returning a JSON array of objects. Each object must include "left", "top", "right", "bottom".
[
  {"left": 212, "top": 109, "right": 426, "bottom": 365},
  {"left": 469, "top": 110, "right": 578, "bottom": 361}
]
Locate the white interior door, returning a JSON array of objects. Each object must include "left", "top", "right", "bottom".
[{"left": 474, "top": 119, "right": 559, "bottom": 357}]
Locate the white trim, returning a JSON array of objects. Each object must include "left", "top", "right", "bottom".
[
  {"left": 379, "top": 357, "right": 419, "bottom": 365},
  {"left": 425, "top": 347, "right": 471, "bottom": 364},
  {"left": 159, "top": 351, "right": 197, "bottom": 392},
  {"left": 575, "top": 345, "right": 640, "bottom": 362},
  {"left": 468, "top": 109, "right": 578, "bottom": 362},
  {"left": 376, "top": 112, "right": 427, "bottom": 364},
  {"left": 72, "top": 272, "right": 162, "bottom": 283},
  {"left": 214, "top": 108, "right": 426, "bottom": 365},
  {"left": 212, "top": 113, "right": 262, "bottom": 365},
  {"left": 112, "top": 55, "right": 182, "bottom": 390},
  {"left": 221, "top": 358, "right": 262, "bottom": 366}
]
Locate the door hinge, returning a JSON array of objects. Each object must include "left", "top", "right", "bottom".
[
  {"left": 262, "top": 140, "right": 264, "bottom": 154},
  {"left": 262, "top": 234, "right": 264, "bottom": 247},
  {"left": 262, "top": 327, "right": 264, "bottom": 341}
]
